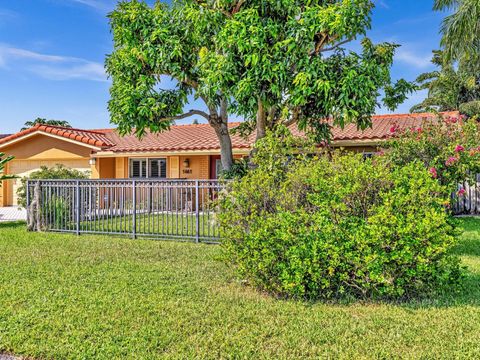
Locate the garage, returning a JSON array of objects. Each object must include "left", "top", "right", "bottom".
[
  {"left": 0, "top": 125, "right": 111, "bottom": 206},
  {"left": 6, "top": 159, "right": 90, "bottom": 206}
]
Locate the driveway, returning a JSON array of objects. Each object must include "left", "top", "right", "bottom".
[{"left": 0, "top": 207, "right": 27, "bottom": 222}]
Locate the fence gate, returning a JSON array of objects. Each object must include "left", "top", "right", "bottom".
[
  {"left": 26, "top": 179, "right": 227, "bottom": 243},
  {"left": 452, "top": 174, "right": 480, "bottom": 215}
]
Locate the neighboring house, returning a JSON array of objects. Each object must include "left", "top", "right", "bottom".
[
  {"left": 0, "top": 134, "right": 11, "bottom": 140},
  {"left": 0, "top": 111, "right": 459, "bottom": 206}
]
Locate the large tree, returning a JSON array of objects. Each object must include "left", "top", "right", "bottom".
[
  {"left": 106, "top": 0, "right": 411, "bottom": 169},
  {"left": 411, "top": 50, "right": 480, "bottom": 116},
  {"left": 21, "top": 118, "right": 72, "bottom": 131}
]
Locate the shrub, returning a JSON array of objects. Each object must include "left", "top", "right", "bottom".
[
  {"left": 17, "top": 165, "right": 89, "bottom": 208},
  {"left": 382, "top": 115, "right": 480, "bottom": 195},
  {"left": 218, "top": 128, "right": 462, "bottom": 300}
]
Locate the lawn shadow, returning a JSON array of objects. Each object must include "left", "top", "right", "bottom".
[{"left": 0, "top": 221, "right": 26, "bottom": 230}]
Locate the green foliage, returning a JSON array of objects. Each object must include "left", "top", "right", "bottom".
[
  {"left": 43, "top": 195, "right": 72, "bottom": 229},
  {"left": 219, "top": 157, "right": 249, "bottom": 179},
  {"left": 411, "top": 50, "right": 480, "bottom": 115},
  {"left": 21, "top": 118, "right": 72, "bottom": 131},
  {"left": 382, "top": 116, "right": 480, "bottom": 195},
  {"left": 0, "top": 152, "right": 16, "bottom": 182},
  {"left": 17, "top": 165, "right": 89, "bottom": 208},
  {"left": 434, "top": 0, "right": 480, "bottom": 63},
  {"left": 106, "top": 0, "right": 413, "bottom": 147},
  {"left": 219, "top": 128, "right": 461, "bottom": 300}
]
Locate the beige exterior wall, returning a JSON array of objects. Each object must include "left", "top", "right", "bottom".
[
  {"left": 0, "top": 134, "right": 92, "bottom": 206},
  {"left": 178, "top": 155, "right": 210, "bottom": 179}
]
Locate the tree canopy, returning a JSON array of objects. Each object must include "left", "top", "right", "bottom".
[
  {"left": 21, "top": 118, "right": 72, "bottom": 131},
  {"left": 434, "top": 0, "right": 480, "bottom": 63},
  {"left": 411, "top": 50, "right": 480, "bottom": 116},
  {"left": 106, "top": 0, "right": 412, "bottom": 169}
]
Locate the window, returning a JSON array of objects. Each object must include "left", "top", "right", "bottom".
[
  {"left": 362, "top": 152, "right": 375, "bottom": 160},
  {"left": 149, "top": 158, "right": 167, "bottom": 178},
  {"left": 130, "top": 158, "right": 166, "bottom": 178}
]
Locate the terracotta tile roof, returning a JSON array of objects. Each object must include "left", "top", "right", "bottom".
[
  {"left": 0, "top": 124, "right": 115, "bottom": 148},
  {"left": 99, "top": 111, "right": 460, "bottom": 153},
  {"left": 0, "top": 134, "right": 11, "bottom": 140},
  {"left": 0, "top": 111, "right": 461, "bottom": 153},
  {"left": 327, "top": 111, "right": 460, "bottom": 142},
  {"left": 102, "top": 122, "right": 252, "bottom": 153}
]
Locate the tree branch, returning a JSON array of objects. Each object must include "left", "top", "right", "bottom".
[
  {"left": 158, "top": 109, "right": 209, "bottom": 122},
  {"left": 232, "top": 0, "right": 246, "bottom": 14},
  {"left": 318, "top": 38, "right": 353, "bottom": 53}
]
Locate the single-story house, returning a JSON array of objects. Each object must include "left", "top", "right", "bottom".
[{"left": 0, "top": 111, "right": 459, "bottom": 206}]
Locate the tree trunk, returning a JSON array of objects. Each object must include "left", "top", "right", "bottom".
[
  {"left": 255, "top": 98, "right": 267, "bottom": 141},
  {"left": 215, "top": 124, "right": 234, "bottom": 171},
  {"left": 209, "top": 115, "right": 234, "bottom": 172}
]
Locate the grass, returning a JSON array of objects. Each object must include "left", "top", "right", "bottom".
[{"left": 0, "top": 218, "right": 480, "bottom": 359}]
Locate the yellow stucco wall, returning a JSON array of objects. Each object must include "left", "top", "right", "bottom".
[
  {"left": 1, "top": 134, "right": 92, "bottom": 160},
  {"left": 178, "top": 155, "right": 210, "bottom": 180},
  {"left": 0, "top": 134, "right": 92, "bottom": 206},
  {"left": 105, "top": 155, "right": 212, "bottom": 179}
]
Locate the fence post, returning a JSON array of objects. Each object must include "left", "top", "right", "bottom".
[
  {"left": 76, "top": 180, "right": 80, "bottom": 235},
  {"left": 195, "top": 180, "right": 199, "bottom": 243},
  {"left": 26, "top": 179, "right": 30, "bottom": 227},
  {"left": 132, "top": 180, "right": 137, "bottom": 239}
]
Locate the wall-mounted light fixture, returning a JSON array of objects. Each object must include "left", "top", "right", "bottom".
[
  {"left": 89, "top": 158, "right": 97, "bottom": 166},
  {"left": 183, "top": 158, "right": 190, "bottom": 168}
]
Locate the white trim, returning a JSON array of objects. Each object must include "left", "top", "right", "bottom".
[
  {"left": 94, "top": 149, "right": 251, "bottom": 158},
  {"left": 0, "top": 131, "right": 103, "bottom": 151}
]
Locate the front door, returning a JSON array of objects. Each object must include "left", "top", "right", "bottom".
[{"left": 210, "top": 155, "right": 222, "bottom": 179}]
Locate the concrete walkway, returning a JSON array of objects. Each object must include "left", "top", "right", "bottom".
[{"left": 0, "top": 207, "right": 27, "bottom": 222}]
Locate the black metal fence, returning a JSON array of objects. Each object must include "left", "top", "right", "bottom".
[
  {"left": 452, "top": 174, "right": 480, "bottom": 215},
  {"left": 26, "top": 179, "right": 227, "bottom": 243}
]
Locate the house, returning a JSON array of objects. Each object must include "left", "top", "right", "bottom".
[{"left": 0, "top": 112, "right": 459, "bottom": 206}]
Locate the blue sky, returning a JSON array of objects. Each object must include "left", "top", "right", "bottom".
[{"left": 0, "top": 0, "right": 446, "bottom": 133}]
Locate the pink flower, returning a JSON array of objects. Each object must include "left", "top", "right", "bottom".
[
  {"left": 455, "top": 145, "right": 465, "bottom": 152},
  {"left": 389, "top": 125, "right": 397, "bottom": 133},
  {"left": 458, "top": 188, "right": 466, "bottom": 197},
  {"left": 445, "top": 156, "right": 458, "bottom": 166},
  {"left": 429, "top": 167, "right": 438, "bottom": 178}
]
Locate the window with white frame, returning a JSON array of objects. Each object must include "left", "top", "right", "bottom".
[{"left": 130, "top": 158, "right": 167, "bottom": 178}]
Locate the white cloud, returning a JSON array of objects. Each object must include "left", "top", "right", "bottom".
[
  {"left": 68, "top": 0, "right": 115, "bottom": 12},
  {"left": 30, "top": 62, "right": 106, "bottom": 82},
  {"left": 0, "top": 44, "right": 107, "bottom": 82},
  {"left": 395, "top": 49, "right": 432, "bottom": 69},
  {"left": 375, "top": 0, "right": 389, "bottom": 9}
]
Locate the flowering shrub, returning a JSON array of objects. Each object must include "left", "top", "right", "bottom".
[
  {"left": 218, "top": 128, "right": 461, "bottom": 300},
  {"left": 382, "top": 115, "right": 480, "bottom": 195}
]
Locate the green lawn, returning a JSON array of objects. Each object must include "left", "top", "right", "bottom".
[{"left": 0, "top": 218, "right": 480, "bottom": 359}]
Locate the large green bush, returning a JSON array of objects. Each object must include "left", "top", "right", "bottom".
[{"left": 218, "top": 128, "right": 462, "bottom": 300}]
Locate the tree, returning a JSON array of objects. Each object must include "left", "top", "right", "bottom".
[
  {"left": 106, "top": 0, "right": 412, "bottom": 170},
  {"left": 434, "top": 0, "right": 480, "bottom": 63},
  {"left": 0, "top": 153, "right": 16, "bottom": 182},
  {"left": 21, "top": 118, "right": 72, "bottom": 131},
  {"left": 411, "top": 50, "right": 480, "bottom": 116},
  {"left": 107, "top": 0, "right": 235, "bottom": 170},
  {"left": 200, "top": 0, "right": 413, "bottom": 143}
]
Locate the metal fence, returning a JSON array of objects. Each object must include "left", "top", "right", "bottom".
[
  {"left": 452, "top": 174, "right": 480, "bottom": 215},
  {"left": 26, "top": 179, "right": 227, "bottom": 243}
]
